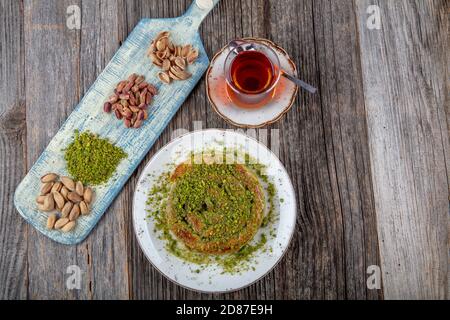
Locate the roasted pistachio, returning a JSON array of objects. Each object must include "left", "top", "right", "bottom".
[
  {"left": 47, "top": 214, "right": 57, "bottom": 230},
  {"left": 80, "top": 201, "right": 89, "bottom": 215},
  {"left": 42, "top": 193, "right": 55, "bottom": 212},
  {"left": 40, "top": 182, "right": 53, "bottom": 195},
  {"left": 148, "top": 31, "right": 197, "bottom": 84},
  {"left": 83, "top": 187, "right": 93, "bottom": 204},
  {"left": 75, "top": 181, "right": 84, "bottom": 197},
  {"left": 51, "top": 181, "right": 63, "bottom": 193},
  {"left": 53, "top": 191, "right": 65, "bottom": 210},
  {"left": 41, "top": 173, "right": 59, "bottom": 183},
  {"left": 68, "top": 192, "right": 83, "bottom": 203},
  {"left": 54, "top": 218, "right": 69, "bottom": 230},
  {"left": 69, "top": 203, "right": 80, "bottom": 221},
  {"left": 61, "top": 176, "right": 75, "bottom": 191},
  {"left": 61, "top": 201, "right": 73, "bottom": 218},
  {"left": 62, "top": 221, "right": 76, "bottom": 232}
]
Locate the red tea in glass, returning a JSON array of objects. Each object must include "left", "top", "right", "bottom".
[
  {"left": 230, "top": 51, "right": 275, "bottom": 94},
  {"left": 224, "top": 41, "right": 281, "bottom": 107}
]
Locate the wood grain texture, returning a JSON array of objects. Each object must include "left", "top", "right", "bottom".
[
  {"left": 0, "top": 0, "right": 28, "bottom": 299},
  {"left": 261, "top": 0, "right": 382, "bottom": 300},
  {"left": 310, "top": 0, "right": 382, "bottom": 299},
  {"left": 355, "top": 0, "right": 449, "bottom": 299},
  {"left": 0, "top": 0, "right": 447, "bottom": 300},
  {"left": 78, "top": 0, "right": 130, "bottom": 299},
  {"left": 24, "top": 0, "right": 86, "bottom": 299}
]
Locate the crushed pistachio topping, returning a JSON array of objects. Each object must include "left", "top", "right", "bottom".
[
  {"left": 171, "top": 163, "right": 260, "bottom": 245},
  {"left": 145, "top": 150, "right": 278, "bottom": 274}
]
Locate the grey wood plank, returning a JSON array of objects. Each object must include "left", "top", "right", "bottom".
[
  {"left": 355, "top": 0, "right": 449, "bottom": 299},
  {"left": 0, "top": 0, "right": 28, "bottom": 300},
  {"left": 78, "top": 0, "right": 130, "bottom": 300},
  {"left": 24, "top": 0, "right": 89, "bottom": 299},
  {"left": 310, "top": 0, "right": 383, "bottom": 300},
  {"left": 253, "top": 0, "right": 383, "bottom": 300}
]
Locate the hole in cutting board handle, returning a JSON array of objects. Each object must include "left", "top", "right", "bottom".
[
  {"left": 182, "top": 0, "right": 219, "bottom": 30},
  {"left": 196, "top": 0, "right": 214, "bottom": 10}
]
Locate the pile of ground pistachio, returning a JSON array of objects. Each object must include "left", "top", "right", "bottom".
[{"left": 64, "top": 130, "right": 127, "bottom": 185}]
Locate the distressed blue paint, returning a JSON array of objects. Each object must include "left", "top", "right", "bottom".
[{"left": 14, "top": 0, "right": 220, "bottom": 245}]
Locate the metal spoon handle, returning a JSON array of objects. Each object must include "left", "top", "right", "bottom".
[{"left": 282, "top": 72, "right": 317, "bottom": 94}]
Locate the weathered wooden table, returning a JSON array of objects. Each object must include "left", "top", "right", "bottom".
[{"left": 0, "top": 0, "right": 448, "bottom": 300}]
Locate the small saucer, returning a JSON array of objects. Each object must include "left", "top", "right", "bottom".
[{"left": 206, "top": 38, "right": 298, "bottom": 128}]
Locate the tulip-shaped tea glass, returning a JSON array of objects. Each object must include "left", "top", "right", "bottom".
[{"left": 224, "top": 40, "right": 281, "bottom": 107}]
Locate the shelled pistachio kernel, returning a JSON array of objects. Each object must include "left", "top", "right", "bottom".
[
  {"left": 36, "top": 173, "right": 95, "bottom": 232},
  {"left": 62, "top": 221, "right": 76, "bottom": 233},
  {"left": 54, "top": 218, "right": 69, "bottom": 230},
  {"left": 47, "top": 213, "right": 57, "bottom": 230}
]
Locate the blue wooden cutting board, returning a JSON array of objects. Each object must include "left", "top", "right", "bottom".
[{"left": 14, "top": 0, "right": 220, "bottom": 245}]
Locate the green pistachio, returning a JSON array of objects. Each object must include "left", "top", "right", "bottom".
[{"left": 64, "top": 130, "right": 127, "bottom": 185}]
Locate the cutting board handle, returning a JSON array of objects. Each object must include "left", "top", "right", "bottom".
[{"left": 182, "top": 0, "right": 220, "bottom": 30}]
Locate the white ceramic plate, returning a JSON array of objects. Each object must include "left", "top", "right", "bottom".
[
  {"left": 206, "top": 38, "right": 298, "bottom": 128},
  {"left": 133, "top": 129, "right": 296, "bottom": 293}
]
